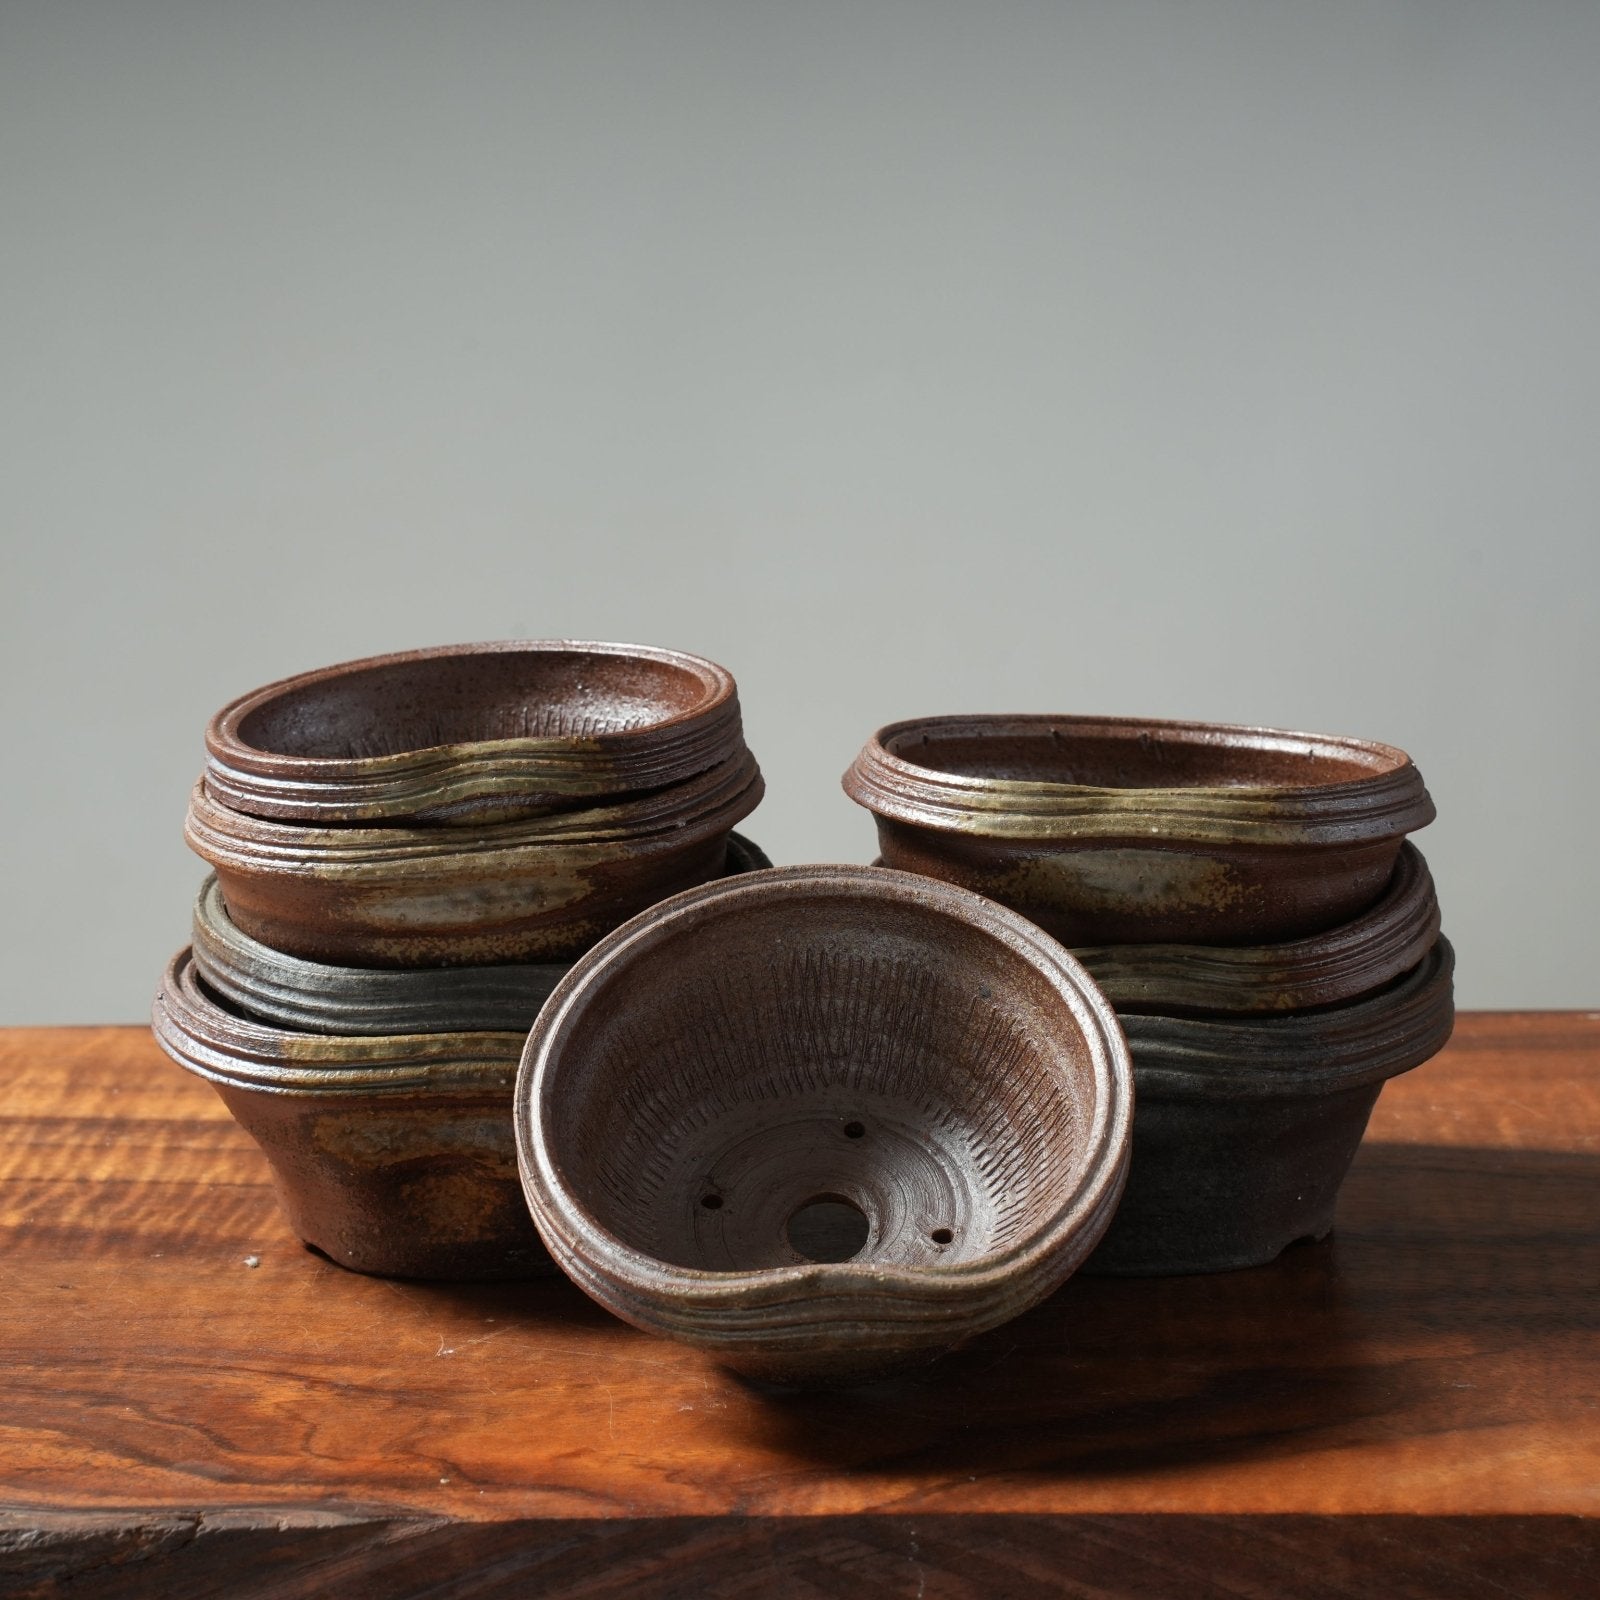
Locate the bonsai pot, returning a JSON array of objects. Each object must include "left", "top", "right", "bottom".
[
  {"left": 516, "top": 865, "right": 1133, "bottom": 1386},
  {"left": 1085, "top": 937, "right": 1455, "bottom": 1276},
  {"left": 185, "top": 748, "right": 763, "bottom": 966},
  {"left": 189, "top": 833, "right": 773, "bottom": 1035},
  {"left": 152, "top": 948, "right": 550, "bottom": 1280},
  {"left": 204, "top": 640, "right": 748, "bottom": 825},
  {"left": 1074, "top": 842, "right": 1440, "bottom": 1014},
  {"left": 843, "top": 715, "right": 1434, "bottom": 945}
]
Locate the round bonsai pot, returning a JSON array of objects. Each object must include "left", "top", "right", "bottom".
[
  {"left": 843, "top": 715, "right": 1434, "bottom": 945},
  {"left": 204, "top": 640, "right": 748, "bottom": 825},
  {"left": 1085, "top": 938, "right": 1455, "bottom": 1276},
  {"left": 152, "top": 948, "right": 551, "bottom": 1280},
  {"left": 185, "top": 749, "right": 763, "bottom": 966},
  {"left": 516, "top": 865, "right": 1133, "bottom": 1387},
  {"left": 188, "top": 833, "right": 774, "bottom": 1035},
  {"left": 1074, "top": 843, "right": 1440, "bottom": 1014}
]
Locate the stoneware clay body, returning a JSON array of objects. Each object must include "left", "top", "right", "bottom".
[
  {"left": 516, "top": 864, "right": 1134, "bottom": 1387},
  {"left": 204, "top": 640, "right": 748, "bottom": 826},
  {"left": 152, "top": 948, "right": 549, "bottom": 1280},
  {"left": 843, "top": 715, "right": 1435, "bottom": 946}
]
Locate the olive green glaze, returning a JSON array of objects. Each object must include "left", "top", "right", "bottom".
[
  {"left": 845, "top": 715, "right": 1434, "bottom": 944},
  {"left": 517, "top": 865, "right": 1132, "bottom": 1387},
  {"left": 151, "top": 948, "right": 550, "bottom": 1280},
  {"left": 186, "top": 750, "right": 763, "bottom": 966},
  {"left": 205, "top": 640, "right": 747, "bottom": 825}
]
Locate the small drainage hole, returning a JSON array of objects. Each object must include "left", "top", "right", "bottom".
[
  {"left": 843, "top": 1121, "right": 865, "bottom": 1139},
  {"left": 786, "top": 1197, "right": 870, "bottom": 1263},
  {"left": 700, "top": 1193, "right": 723, "bottom": 1210},
  {"left": 930, "top": 1227, "right": 954, "bottom": 1245}
]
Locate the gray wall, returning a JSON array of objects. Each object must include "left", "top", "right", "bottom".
[{"left": 3, "top": 1, "right": 1596, "bottom": 1022}]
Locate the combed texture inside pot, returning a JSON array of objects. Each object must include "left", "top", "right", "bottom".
[
  {"left": 885, "top": 722, "right": 1389, "bottom": 790},
  {"left": 543, "top": 892, "right": 1096, "bottom": 1272},
  {"left": 236, "top": 650, "right": 713, "bottom": 759}
]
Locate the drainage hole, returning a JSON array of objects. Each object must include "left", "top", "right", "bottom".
[
  {"left": 700, "top": 1193, "right": 723, "bottom": 1210},
  {"left": 842, "top": 1121, "right": 865, "bottom": 1139},
  {"left": 930, "top": 1227, "right": 954, "bottom": 1245},
  {"left": 786, "top": 1196, "right": 870, "bottom": 1263}
]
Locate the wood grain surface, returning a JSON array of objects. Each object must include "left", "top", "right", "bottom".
[{"left": 2, "top": 1016, "right": 1597, "bottom": 1597}]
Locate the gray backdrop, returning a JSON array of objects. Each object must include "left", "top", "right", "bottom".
[{"left": 3, "top": 1, "right": 1596, "bottom": 1022}]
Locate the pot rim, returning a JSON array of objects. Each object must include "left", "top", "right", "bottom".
[
  {"left": 515, "top": 863, "right": 1133, "bottom": 1330},
  {"left": 206, "top": 640, "right": 742, "bottom": 818},
  {"left": 1123, "top": 936, "right": 1455, "bottom": 1097},
  {"left": 184, "top": 752, "right": 764, "bottom": 877},
  {"left": 152, "top": 947, "right": 524, "bottom": 1095},
  {"left": 844, "top": 714, "right": 1434, "bottom": 846}
]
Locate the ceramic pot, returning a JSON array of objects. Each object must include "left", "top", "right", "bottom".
[
  {"left": 188, "top": 833, "right": 774, "bottom": 1035},
  {"left": 204, "top": 640, "right": 748, "bottom": 825},
  {"left": 1085, "top": 938, "right": 1455, "bottom": 1276},
  {"left": 516, "top": 864, "right": 1133, "bottom": 1386},
  {"left": 152, "top": 948, "right": 549, "bottom": 1280},
  {"left": 844, "top": 715, "right": 1434, "bottom": 945},
  {"left": 185, "top": 748, "right": 764, "bottom": 966},
  {"left": 1074, "top": 842, "right": 1440, "bottom": 1015}
]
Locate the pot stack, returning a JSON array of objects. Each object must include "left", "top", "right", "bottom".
[
  {"left": 153, "top": 641, "right": 766, "bottom": 1280},
  {"left": 843, "top": 714, "right": 1454, "bottom": 1274}
]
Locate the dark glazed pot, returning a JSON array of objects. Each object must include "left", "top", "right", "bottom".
[
  {"left": 516, "top": 865, "right": 1133, "bottom": 1386},
  {"left": 1074, "top": 843, "right": 1440, "bottom": 1014},
  {"left": 205, "top": 640, "right": 747, "bottom": 825},
  {"left": 188, "top": 834, "right": 773, "bottom": 1035},
  {"left": 844, "top": 715, "right": 1435, "bottom": 945},
  {"left": 186, "top": 749, "right": 763, "bottom": 966},
  {"left": 1085, "top": 938, "right": 1455, "bottom": 1276},
  {"left": 151, "top": 948, "right": 551, "bottom": 1280}
]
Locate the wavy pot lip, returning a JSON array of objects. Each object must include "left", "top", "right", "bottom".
[
  {"left": 515, "top": 864, "right": 1134, "bottom": 1323},
  {"left": 187, "top": 832, "right": 774, "bottom": 1036},
  {"left": 1073, "top": 842, "right": 1441, "bottom": 1013},
  {"left": 152, "top": 947, "right": 523, "bottom": 1096},
  {"left": 185, "top": 749, "right": 763, "bottom": 877},
  {"left": 844, "top": 714, "right": 1434, "bottom": 847},
  {"left": 1122, "top": 936, "right": 1455, "bottom": 1098},
  {"left": 205, "top": 640, "right": 745, "bottom": 823}
]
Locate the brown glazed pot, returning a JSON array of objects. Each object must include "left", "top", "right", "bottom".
[
  {"left": 185, "top": 748, "right": 763, "bottom": 966},
  {"left": 1074, "top": 843, "right": 1441, "bottom": 1015},
  {"left": 1085, "top": 938, "right": 1455, "bottom": 1276},
  {"left": 152, "top": 948, "right": 550, "bottom": 1280},
  {"left": 516, "top": 865, "right": 1133, "bottom": 1387},
  {"left": 204, "top": 640, "right": 747, "bottom": 825},
  {"left": 188, "top": 834, "right": 774, "bottom": 1035},
  {"left": 843, "top": 715, "right": 1435, "bottom": 945}
]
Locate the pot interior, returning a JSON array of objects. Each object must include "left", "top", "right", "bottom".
[
  {"left": 235, "top": 649, "right": 717, "bottom": 761},
  {"left": 541, "top": 888, "right": 1099, "bottom": 1274},
  {"left": 884, "top": 721, "right": 1389, "bottom": 791}
]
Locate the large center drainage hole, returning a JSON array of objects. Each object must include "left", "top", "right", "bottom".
[{"left": 785, "top": 1196, "right": 870, "bottom": 1263}]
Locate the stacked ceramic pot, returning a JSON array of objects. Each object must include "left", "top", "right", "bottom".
[
  {"left": 153, "top": 641, "right": 766, "bottom": 1280},
  {"left": 844, "top": 715, "right": 1454, "bottom": 1274}
]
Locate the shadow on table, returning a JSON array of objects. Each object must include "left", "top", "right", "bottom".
[{"left": 722, "top": 1140, "right": 1600, "bottom": 1477}]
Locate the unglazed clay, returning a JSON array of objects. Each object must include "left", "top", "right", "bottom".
[
  {"left": 516, "top": 865, "right": 1133, "bottom": 1386},
  {"left": 844, "top": 715, "right": 1435, "bottom": 945}
]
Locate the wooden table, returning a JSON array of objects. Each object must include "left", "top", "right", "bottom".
[{"left": 1, "top": 1017, "right": 1596, "bottom": 1598}]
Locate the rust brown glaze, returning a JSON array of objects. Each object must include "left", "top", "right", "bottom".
[
  {"left": 1074, "top": 842, "right": 1440, "bottom": 1014},
  {"left": 188, "top": 834, "right": 773, "bottom": 1035},
  {"left": 185, "top": 749, "right": 763, "bottom": 966},
  {"left": 205, "top": 640, "right": 747, "bottom": 825},
  {"left": 516, "top": 864, "right": 1133, "bottom": 1387},
  {"left": 844, "top": 715, "right": 1434, "bottom": 944},
  {"left": 151, "top": 948, "right": 550, "bottom": 1280},
  {"left": 1086, "top": 937, "right": 1456, "bottom": 1275}
]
